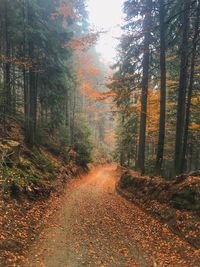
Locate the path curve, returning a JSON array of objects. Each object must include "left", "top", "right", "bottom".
[{"left": 24, "top": 164, "right": 199, "bottom": 267}]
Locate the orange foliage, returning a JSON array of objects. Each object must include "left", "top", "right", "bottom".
[
  {"left": 146, "top": 90, "right": 159, "bottom": 141},
  {"left": 51, "top": 0, "right": 74, "bottom": 20},
  {"left": 189, "top": 122, "right": 200, "bottom": 130},
  {"left": 75, "top": 51, "right": 107, "bottom": 102},
  {"left": 81, "top": 81, "right": 102, "bottom": 100},
  {"left": 59, "top": 1, "right": 73, "bottom": 18},
  {"left": 0, "top": 55, "right": 33, "bottom": 68},
  {"left": 68, "top": 33, "right": 100, "bottom": 51}
]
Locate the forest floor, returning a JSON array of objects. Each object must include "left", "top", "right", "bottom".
[
  {"left": 0, "top": 120, "right": 82, "bottom": 267},
  {"left": 23, "top": 164, "right": 199, "bottom": 267}
]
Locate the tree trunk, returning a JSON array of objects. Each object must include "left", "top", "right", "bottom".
[
  {"left": 23, "top": 0, "right": 29, "bottom": 143},
  {"left": 11, "top": 46, "right": 16, "bottom": 115},
  {"left": 181, "top": 1, "right": 200, "bottom": 173},
  {"left": 71, "top": 88, "right": 76, "bottom": 146},
  {"left": 155, "top": 0, "right": 166, "bottom": 174},
  {"left": 28, "top": 67, "right": 37, "bottom": 147},
  {"left": 174, "top": 0, "right": 191, "bottom": 175},
  {"left": 26, "top": 4, "right": 38, "bottom": 148},
  {"left": 4, "top": 0, "right": 11, "bottom": 115},
  {"left": 137, "top": 0, "right": 152, "bottom": 174}
]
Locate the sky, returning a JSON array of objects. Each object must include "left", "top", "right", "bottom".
[{"left": 87, "top": 0, "right": 124, "bottom": 64}]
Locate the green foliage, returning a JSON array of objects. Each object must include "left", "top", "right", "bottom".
[
  {"left": 73, "top": 119, "right": 93, "bottom": 166},
  {"left": 17, "top": 157, "right": 32, "bottom": 171},
  {"left": 0, "top": 145, "right": 58, "bottom": 192},
  {"left": 0, "top": 165, "right": 38, "bottom": 190},
  {"left": 111, "top": 0, "right": 200, "bottom": 176},
  {"left": 115, "top": 112, "right": 138, "bottom": 167},
  {"left": 33, "top": 152, "right": 56, "bottom": 174}
]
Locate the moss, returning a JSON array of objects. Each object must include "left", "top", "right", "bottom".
[
  {"left": 17, "top": 157, "right": 32, "bottom": 171},
  {"left": 33, "top": 153, "right": 56, "bottom": 174},
  {"left": 0, "top": 166, "right": 39, "bottom": 192},
  {"left": 0, "top": 143, "right": 60, "bottom": 196}
]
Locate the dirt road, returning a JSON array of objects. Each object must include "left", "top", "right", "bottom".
[{"left": 24, "top": 165, "right": 199, "bottom": 267}]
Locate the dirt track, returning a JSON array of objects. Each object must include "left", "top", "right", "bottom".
[{"left": 24, "top": 165, "right": 199, "bottom": 267}]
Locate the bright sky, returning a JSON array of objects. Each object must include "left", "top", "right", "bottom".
[{"left": 87, "top": 0, "right": 123, "bottom": 64}]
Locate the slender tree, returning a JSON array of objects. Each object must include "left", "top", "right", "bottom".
[
  {"left": 181, "top": 1, "right": 200, "bottom": 173},
  {"left": 174, "top": 0, "right": 191, "bottom": 175},
  {"left": 137, "top": 0, "right": 152, "bottom": 174},
  {"left": 4, "top": 0, "right": 11, "bottom": 115},
  {"left": 155, "top": 0, "right": 167, "bottom": 174}
]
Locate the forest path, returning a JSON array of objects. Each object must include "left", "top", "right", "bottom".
[{"left": 24, "top": 164, "right": 196, "bottom": 267}]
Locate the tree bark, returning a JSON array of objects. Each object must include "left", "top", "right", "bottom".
[
  {"left": 23, "top": 0, "right": 29, "bottom": 143},
  {"left": 26, "top": 4, "right": 38, "bottom": 148},
  {"left": 174, "top": 0, "right": 191, "bottom": 175},
  {"left": 4, "top": 0, "right": 11, "bottom": 115},
  {"left": 155, "top": 0, "right": 167, "bottom": 174},
  {"left": 181, "top": 2, "right": 200, "bottom": 173},
  {"left": 137, "top": 0, "right": 152, "bottom": 174}
]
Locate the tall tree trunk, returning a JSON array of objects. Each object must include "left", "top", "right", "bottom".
[
  {"left": 26, "top": 4, "right": 38, "bottom": 148},
  {"left": 137, "top": 0, "right": 152, "bottom": 174},
  {"left": 181, "top": 2, "right": 200, "bottom": 173},
  {"left": 120, "top": 114, "right": 125, "bottom": 166},
  {"left": 174, "top": 0, "right": 191, "bottom": 175},
  {"left": 71, "top": 88, "right": 76, "bottom": 146},
  {"left": 4, "top": 0, "right": 11, "bottom": 115},
  {"left": 23, "top": 0, "right": 29, "bottom": 143},
  {"left": 28, "top": 66, "right": 37, "bottom": 147},
  {"left": 11, "top": 46, "right": 16, "bottom": 115},
  {"left": 155, "top": 0, "right": 167, "bottom": 174}
]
